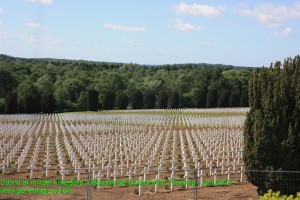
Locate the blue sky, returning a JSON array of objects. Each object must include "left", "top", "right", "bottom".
[{"left": 0, "top": 0, "right": 300, "bottom": 67}]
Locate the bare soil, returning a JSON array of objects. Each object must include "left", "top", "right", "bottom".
[{"left": 0, "top": 172, "right": 258, "bottom": 200}]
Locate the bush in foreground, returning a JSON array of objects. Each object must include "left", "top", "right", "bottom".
[
  {"left": 244, "top": 56, "right": 300, "bottom": 195},
  {"left": 259, "top": 189, "right": 300, "bottom": 200}
]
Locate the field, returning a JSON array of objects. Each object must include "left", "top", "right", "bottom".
[{"left": 0, "top": 108, "right": 259, "bottom": 199}]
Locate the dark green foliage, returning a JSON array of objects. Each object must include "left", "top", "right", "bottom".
[
  {"left": 0, "top": 98, "right": 4, "bottom": 113},
  {"left": 218, "top": 89, "right": 230, "bottom": 107},
  {"left": 17, "top": 99, "right": 24, "bottom": 113},
  {"left": 131, "top": 90, "right": 143, "bottom": 109},
  {"left": 5, "top": 91, "right": 18, "bottom": 114},
  {"left": 23, "top": 92, "right": 41, "bottom": 113},
  {"left": 0, "top": 68, "right": 16, "bottom": 98},
  {"left": 102, "top": 91, "right": 115, "bottom": 110},
  {"left": 16, "top": 80, "right": 41, "bottom": 113},
  {"left": 168, "top": 90, "right": 180, "bottom": 109},
  {"left": 0, "top": 54, "right": 254, "bottom": 112},
  {"left": 180, "top": 93, "right": 193, "bottom": 108},
  {"left": 41, "top": 92, "right": 56, "bottom": 113},
  {"left": 62, "top": 78, "right": 85, "bottom": 102},
  {"left": 115, "top": 92, "right": 128, "bottom": 109},
  {"left": 143, "top": 90, "right": 156, "bottom": 109},
  {"left": 115, "top": 92, "right": 129, "bottom": 110},
  {"left": 244, "top": 56, "right": 300, "bottom": 196},
  {"left": 77, "top": 91, "right": 88, "bottom": 110},
  {"left": 156, "top": 89, "right": 168, "bottom": 109},
  {"left": 35, "top": 75, "right": 54, "bottom": 94},
  {"left": 206, "top": 89, "right": 218, "bottom": 108},
  {"left": 240, "top": 87, "right": 249, "bottom": 107},
  {"left": 192, "top": 88, "right": 206, "bottom": 108},
  {"left": 229, "top": 90, "right": 241, "bottom": 107},
  {"left": 87, "top": 89, "right": 98, "bottom": 111}
]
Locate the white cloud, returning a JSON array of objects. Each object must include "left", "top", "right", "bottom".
[
  {"left": 275, "top": 27, "right": 294, "bottom": 37},
  {"left": 103, "top": 23, "right": 146, "bottom": 32},
  {"left": 22, "top": 34, "right": 60, "bottom": 47},
  {"left": 1, "top": 32, "right": 60, "bottom": 48},
  {"left": 241, "top": 2, "right": 300, "bottom": 28},
  {"left": 29, "top": 0, "right": 53, "bottom": 5},
  {"left": 43, "top": 36, "right": 60, "bottom": 47},
  {"left": 0, "top": 31, "right": 9, "bottom": 40},
  {"left": 173, "top": 3, "right": 223, "bottom": 18},
  {"left": 200, "top": 41, "right": 211, "bottom": 46},
  {"left": 94, "top": 44, "right": 106, "bottom": 49},
  {"left": 157, "top": 49, "right": 165, "bottom": 54},
  {"left": 0, "top": 31, "right": 19, "bottom": 41},
  {"left": 123, "top": 40, "right": 142, "bottom": 45},
  {"left": 23, "top": 35, "right": 40, "bottom": 44},
  {"left": 0, "top": 8, "right": 4, "bottom": 13},
  {"left": 170, "top": 19, "right": 201, "bottom": 31},
  {"left": 25, "top": 22, "right": 42, "bottom": 29}
]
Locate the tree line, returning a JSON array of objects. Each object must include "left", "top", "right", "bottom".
[{"left": 0, "top": 54, "right": 254, "bottom": 114}]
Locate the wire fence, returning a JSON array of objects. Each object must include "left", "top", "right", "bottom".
[
  {"left": 0, "top": 167, "right": 300, "bottom": 199},
  {"left": 245, "top": 170, "right": 300, "bottom": 196}
]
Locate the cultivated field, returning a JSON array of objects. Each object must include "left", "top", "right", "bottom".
[{"left": 0, "top": 108, "right": 259, "bottom": 199}]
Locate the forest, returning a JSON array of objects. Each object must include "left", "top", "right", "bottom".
[{"left": 0, "top": 54, "right": 254, "bottom": 113}]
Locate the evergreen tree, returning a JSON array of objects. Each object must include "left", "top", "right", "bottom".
[
  {"left": 102, "top": 91, "right": 115, "bottom": 110},
  {"left": 143, "top": 90, "right": 156, "bottom": 109},
  {"left": 156, "top": 89, "right": 168, "bottom": 109},
  {"left": 168, "top": 90, "right": 180, "bottom": 109},
  {"left": 0, "top": 99, "right": 5, "bottom": 113},
  {"left": 115, "top": 92, "right": 128, "bottom": 109},
  {"left": 240, "top": 87, "right": 249, "bottom": 107},
  {"left": 5, "top": 91, "right": 18, "bottom": 114},
  {"left": 206, "top": 89, "right": 218, "bottom": 108},
  {"left": 192, "top": 88, "right": 206, "bottom": 108},
  {"left": 77, "top": 91, "right": 88, "bottom": 110},
  {"left": 244, "top": 56, "right": 300, "bottom": 196},
  {"left": 24, "top": 92, "right": 41, "bottom": 113},
  {"left": 131, "top": 90, "right": 143, "bottom": 109},
  {"left": 229, "top": 90, "right": 241, "bottom": 107},
  {"left": 0, "top": 68, "right": 16, "bottom": 98},
  {"left": 87, "top": 89, "right": 98, "bottom": 111},
  {"left": 218, "top": 89, "right": 230, "bottom": 107},
  {"left": 41, "top": 92, "right": 56, "bottom": 113}
]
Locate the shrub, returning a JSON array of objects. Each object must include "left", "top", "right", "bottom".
[{"left": 259, "top": 189, "right": 300, "bottom": 200}]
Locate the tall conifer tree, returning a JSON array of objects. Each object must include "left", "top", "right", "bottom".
[{"left": 244, "top": 56, "right": 300, "bottom": 195}]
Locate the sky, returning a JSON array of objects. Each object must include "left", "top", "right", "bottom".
[{"left": 0, "top": 0, "right": 300, "bottom": 67}]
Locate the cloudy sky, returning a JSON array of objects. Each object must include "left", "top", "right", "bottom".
[{"left": 0, "top": 0, "right": 300, "bottom": 67}]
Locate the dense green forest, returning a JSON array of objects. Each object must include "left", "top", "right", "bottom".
[{"left": 0, "top": 54, "right": 254, "bottom": 113}]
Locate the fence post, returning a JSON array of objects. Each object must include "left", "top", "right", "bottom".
[
  {"left": 194, "top": 168, "right": 198, "bottom": 200},
  {"left": 86, "top": 166, "right": 91, "bottom": 200}
]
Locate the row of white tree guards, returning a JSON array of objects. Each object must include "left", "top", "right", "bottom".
[{"left": 0, "top": 108, "right": 248, "bottom": 192}]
